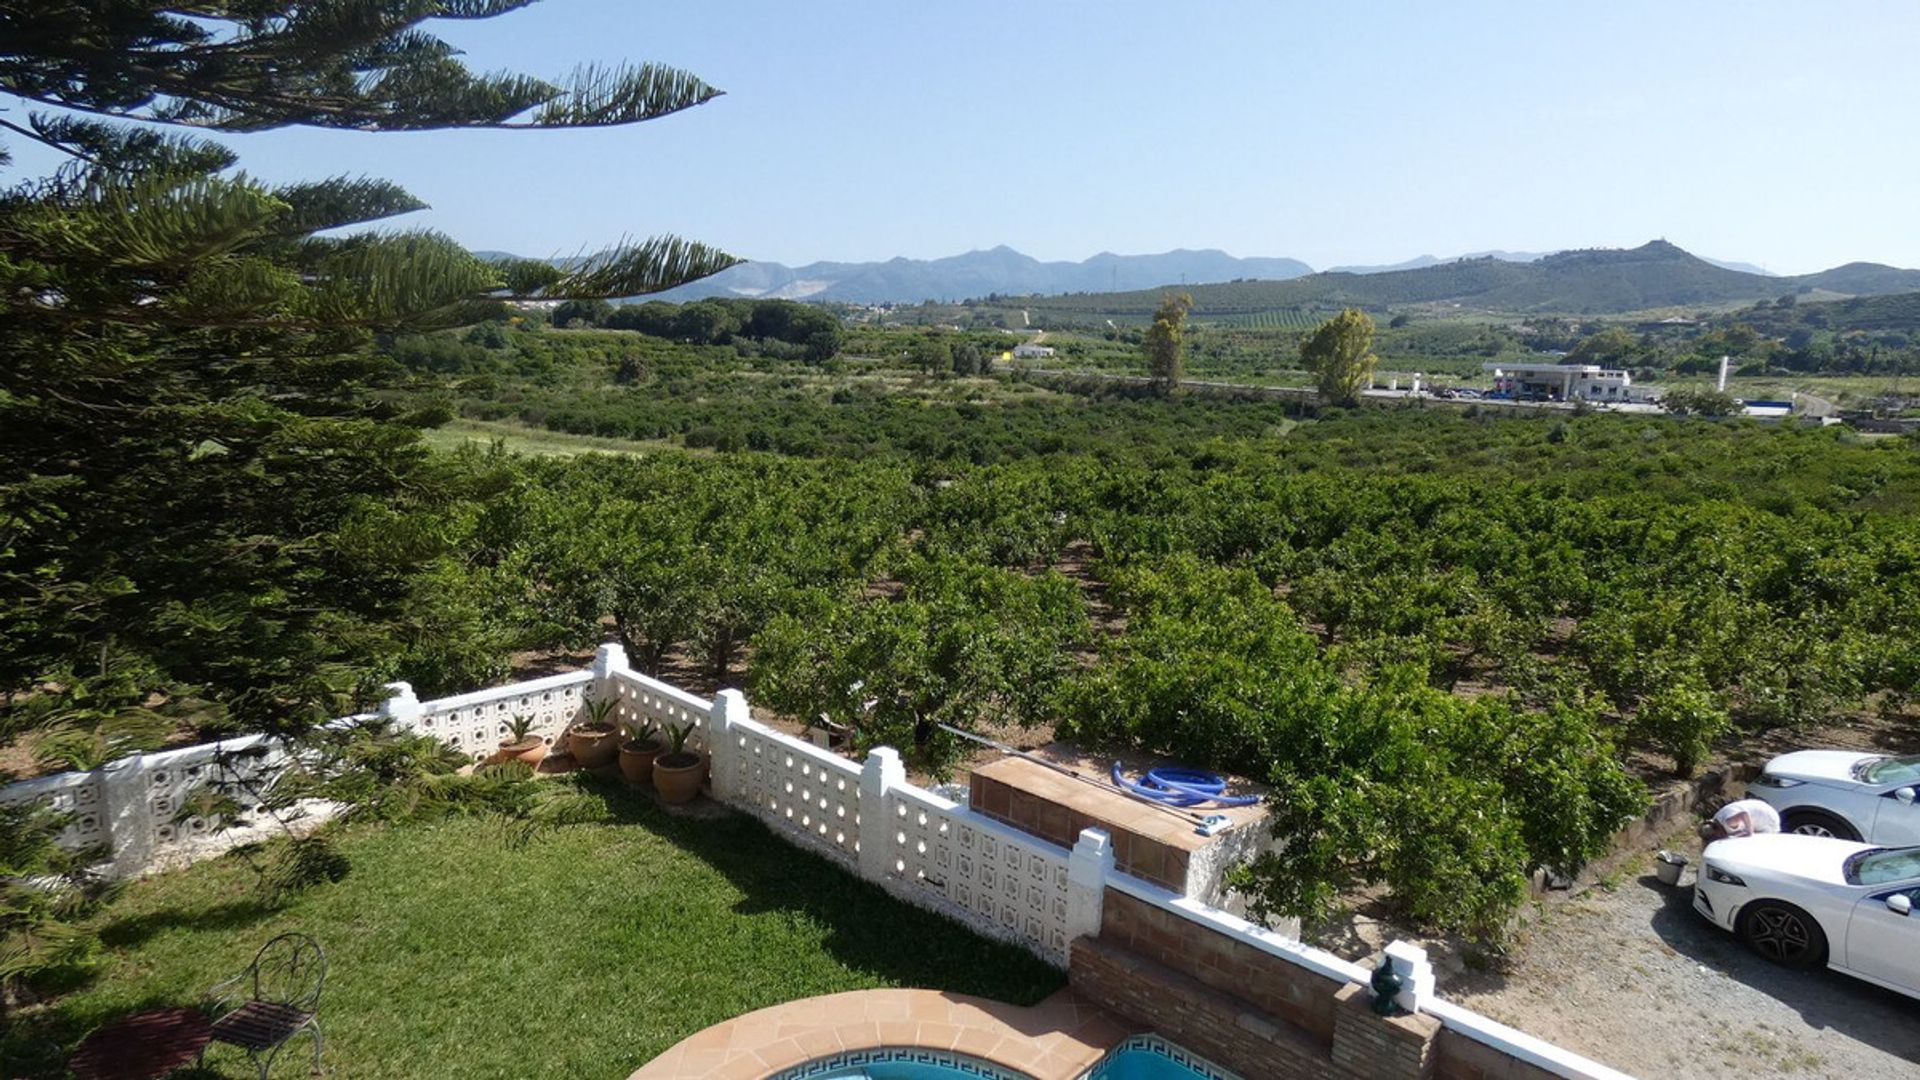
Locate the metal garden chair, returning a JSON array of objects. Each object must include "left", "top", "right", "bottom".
[{"left": 201, "top": 932, "right": 326, "bottom": 1078}]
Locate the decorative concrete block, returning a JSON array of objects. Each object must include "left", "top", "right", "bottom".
[{"left": 1385, "top": 940, "right": 1436, "bottom": 1014}]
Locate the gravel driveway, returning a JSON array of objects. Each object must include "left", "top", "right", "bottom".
[{"left": 1443, "top": 840, "right": 1920, "bottom": 1079}]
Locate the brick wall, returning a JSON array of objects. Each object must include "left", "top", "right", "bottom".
[
  {"left": 1072, "top": 933, "right": 1347, "bottom": 1080},
  {"left": 1332, "top": 984, "right": 1440, "bottom": 1079},
  {"left": 1097, "top": 888, "right": 1342, "bottom": 1042},
  {"left": 1077, "top": 889, "right": 1596, "bottom": 1080},
  {"left": 1434, "top": 1029, "right": 1565, "bottom": 1080}
]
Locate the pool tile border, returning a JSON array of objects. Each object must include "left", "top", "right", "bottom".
[
  {"left": 1105, "top": 1035, "right": 1243, "bottom": 1080},
  {"left": 769, "top": 1048, "right": 1031, "bottom": 1080}
]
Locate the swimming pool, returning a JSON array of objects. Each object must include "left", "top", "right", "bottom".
[
  {"left": 770, "top": 1049, "right": 1029, "bottom": 1079},
  {"left": 1084, "top": 1036, "right": 1240, "bottom": 1080},
  {"left": 773, "top": 1036, "right": 1241, "bottom": 1080}
]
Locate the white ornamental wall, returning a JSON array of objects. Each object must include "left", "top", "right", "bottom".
[
  {"left": 883, "top": 782, "right": 1079, "bottom": 961},
  {"left": 0, "top": 733, "right": 278, "bottom": 876},
  {"left": 0, "top": 769, "right": 107, "bottom": 850},
  {"left": 720, "top": 712, "right": 863, "bottom": 870},
  {"left": 389, "top": 670, "right": 593, "bottom": 759},
  {"left": 606, "top": 667, "right": 711, "bottom": 753}
]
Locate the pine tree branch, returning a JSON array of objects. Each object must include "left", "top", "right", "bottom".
[
  {"left": 0, "top": 115, "right": 96, "bottom": 164},
  {"left": 271, "top": 177, "right": 427, "bottom": 234},
  {"left": 1, "top": 8, "right": 725, "bottom": 135}
]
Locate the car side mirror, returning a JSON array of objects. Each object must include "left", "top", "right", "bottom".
[
  {"left": 1891, "top": 894, "right": 1914, "bottom": 917},
  {"left": 1897, "top": 787, "right": 1917, "bottom": 806}
]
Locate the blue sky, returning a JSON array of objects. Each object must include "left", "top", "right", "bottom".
[{"left": 8, "top": 1, "right": 1919, "bottom": 274}]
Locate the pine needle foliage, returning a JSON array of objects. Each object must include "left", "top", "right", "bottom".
[
  {"left": 0, "top": 2, "right": 739, "bottom": 742},
  {"left": 0, "top": 3, "right": 722, "bottom": 133}
]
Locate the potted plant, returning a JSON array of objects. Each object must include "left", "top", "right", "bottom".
[
  {"left": 618, "top": 718, "right": 665, "bottom": 786},
  {"left": 566, "top": 696, "right": 621, "bottom": 769},
  {"left": 652, "top": 721, "right": 706, "bottom": 804},
  {"left": 495, "top": 713, "right": 548, "bottom": 767}
]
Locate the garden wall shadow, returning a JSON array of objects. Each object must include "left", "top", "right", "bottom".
[
  {"left": 96, "top": 897, "right": 278, "bottom": 950},
  {"left": 583, "top": 775, "right": 1065, "bottom": 1006}
]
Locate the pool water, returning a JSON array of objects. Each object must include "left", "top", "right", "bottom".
[
  {"left": 784, "top": 1037, "right": 1238, "bottom": 1080},
  {"left": 812, "top": 1065, "right": 1008, "bottom": 1079},
  {"left": 786, "top": 1050, "right": 1028, "bottom": 1080},
  {"left": 1085, "top": 1045, "right": 1235, "bottom": 1079}
]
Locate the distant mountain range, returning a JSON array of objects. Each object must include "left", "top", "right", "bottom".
[
  {"left": 1012, "top": 241, "right": 1920, "bottom": 318},
  {"left": 478, "top": 241, "right": 1913, "bottom": 314},
  {"left": 633, "top": 246, "right": 1314, "bottom": 304},
  {"left": 1329, "top": 250, "right": 1775, "bottom": 277}
]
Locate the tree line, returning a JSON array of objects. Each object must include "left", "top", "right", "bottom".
[{"left": 555, "top": 297, "right": 843, "bottom": 363}]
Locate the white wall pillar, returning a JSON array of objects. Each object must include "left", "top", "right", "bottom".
[
  {"left": 858, "top": 747, "right": 904, "bottom": 881},
  {"left": 707, "top": 689, "right": 748, "bottom": 802},
  {"left": 1384, "top": 939, "right": 1436, "bottom": 1013},
  {"left": 98, "top": 753, "right": 151, "bottom": 878},
  {"left": 591, "top": 641, "right": 630, "bottom": 696},
  {"left": 1066, "top": 827, "right": 1115, "bottom": 952},
  {"left": 378, "top": 681, "right": 422, "bottom": 732}
]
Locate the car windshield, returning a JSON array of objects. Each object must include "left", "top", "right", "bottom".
[
  {"left": 1859, "top": 754, "right": 1920, "bottom": 786},
  {"left": 1845, "top": 847, "right": 1920, "bottom": 887}
]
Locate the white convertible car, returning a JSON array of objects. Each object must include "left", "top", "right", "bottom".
[
  {"left": 1745, "top": 751, "right": 1920, "bottom": 843},
  {"left": 1694, "top": 835, "right": 1920, "bottom": 999}
]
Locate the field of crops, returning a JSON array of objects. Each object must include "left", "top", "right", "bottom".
[{"left": 1202, "top": 308, "right": 1320, "bottom": 330}]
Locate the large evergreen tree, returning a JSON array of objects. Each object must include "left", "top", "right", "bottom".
[{"left": 0, "top": 2, "right": 739, "bottom": 741}]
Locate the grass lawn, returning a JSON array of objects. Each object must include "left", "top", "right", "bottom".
[
  {"left": 3, "top": 782, "right": 1064, "bottom": 1079},
  {"left": 420, "top": 418, "right": 677, "bottom": 458}
]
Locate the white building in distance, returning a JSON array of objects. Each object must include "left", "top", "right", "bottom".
[
  {"left": 1484, "top": 361, "right": 1634, "bottom": 402},
  {"left": 1013, "top": 343, "right": 1056, "bottom": 359}
]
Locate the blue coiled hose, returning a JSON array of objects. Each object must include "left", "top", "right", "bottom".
[{"left": 1110, "top": 762, "right": 1261, "bottom": 807}]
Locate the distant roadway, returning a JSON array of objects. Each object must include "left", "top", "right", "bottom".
[{"left": 1010, "top": 367, "right": 1637, "bottom": 414}]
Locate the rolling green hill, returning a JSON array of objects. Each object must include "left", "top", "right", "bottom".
[
  {"left": 1007, "top": 241, "right": 1920, "bottom": 324},
  {"left": 1725, "top": 291, "right": 1920, "bottom": 336}
]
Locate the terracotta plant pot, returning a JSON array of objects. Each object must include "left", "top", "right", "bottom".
[
  {"left": 498, "top": 735, "right": 547, "bottom": 767},
  {"left": 567, "top": 722, "right": 620, "bottom": 769},
  {"left": 618, "top": 737, "right": 665, "bottom": 786},
  {"left": 653, "top": 751, "right": 706, "bottom": 804}
]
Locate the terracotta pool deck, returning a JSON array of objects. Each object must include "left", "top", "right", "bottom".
[{"left": 629, "top": 987, "right": 1139, "bottom": 1080}]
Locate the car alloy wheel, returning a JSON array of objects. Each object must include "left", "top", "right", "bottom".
[
  {"left": 1743, "top": 903, "right": 1824, "bottom": 968},
  {"left": 1780, "top": 809, "right": 1860, "bottom": 842}
]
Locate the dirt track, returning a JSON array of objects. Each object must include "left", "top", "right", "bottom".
[{"left": 1443, "top": 840, "right": 1920, "bottom": 1079}]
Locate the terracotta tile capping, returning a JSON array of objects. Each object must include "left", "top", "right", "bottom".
[{"left": 628, "top": 988, "right": 1137, "bottom": 1080}]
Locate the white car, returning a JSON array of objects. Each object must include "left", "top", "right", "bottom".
[
  {"left": 1745, "top": 751, "right": 1920, "bottom": 843},
  {"left": 1693, "top": 835, "right": 1920, "bottom": 999}
]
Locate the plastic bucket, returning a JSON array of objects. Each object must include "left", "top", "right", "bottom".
[{"left": 1654, "top": 850, "right": 1689, "bottom": 886}]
